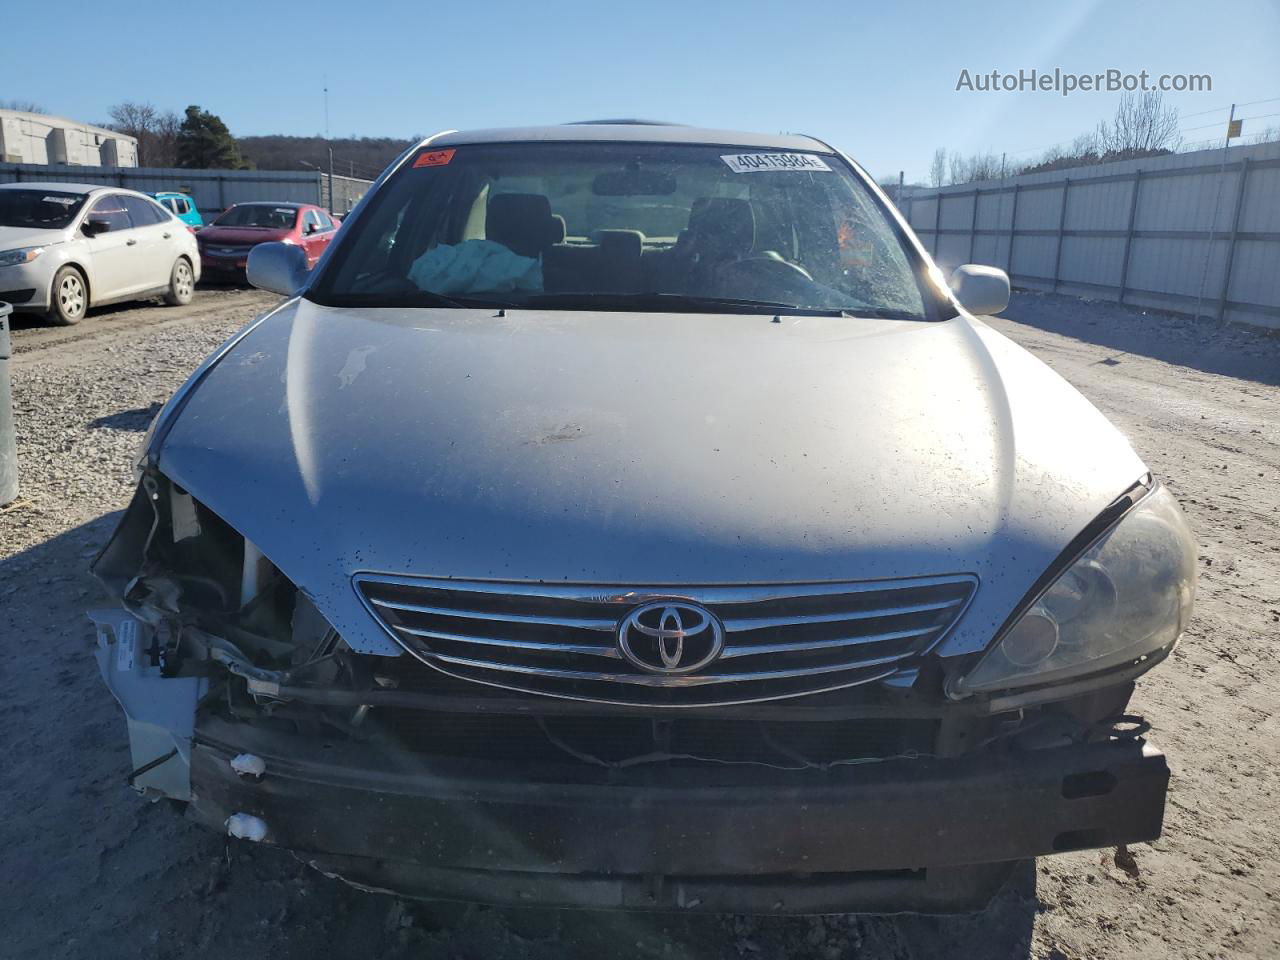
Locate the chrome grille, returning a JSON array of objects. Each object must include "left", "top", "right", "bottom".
[{"left": 355, "top": 574, "right": 977, "bottom": 707}]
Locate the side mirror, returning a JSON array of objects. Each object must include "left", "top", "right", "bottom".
[
  {"left": 246, "top": 241, "right": 310, "bottom": 296},
  {"left": 949, "top": 264, "right": 1010, "bottom": 316},
  {"left": 82, "top": 217, "right": 112, "bottom": 237}
]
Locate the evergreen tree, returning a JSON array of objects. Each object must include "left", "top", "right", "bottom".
[{"left": 176, "top": 105, "right": 240, "bottom": 169}]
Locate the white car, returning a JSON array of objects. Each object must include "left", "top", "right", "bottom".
[{"left": 0, "top": 182, "right": 200, "bottom": 325}]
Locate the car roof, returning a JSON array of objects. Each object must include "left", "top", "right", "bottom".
[
  {"left": 428, "top": 122, "right": 833, "bottom": 153},
  {"left": 0, "top": 181, "right": 106, "bottom": 195},
  {"left": 230, "top": 201, "right": 303, "bottom": 208}
]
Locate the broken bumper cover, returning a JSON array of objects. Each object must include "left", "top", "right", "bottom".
[{"left": 190, "top": 717, "right": 1169, "bottom": 914}]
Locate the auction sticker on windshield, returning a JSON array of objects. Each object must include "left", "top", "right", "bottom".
[
  {"left": 413, "top": 149, "right": 456, "bottom": 168},
  {"left": 721, "top": 153, "right": 831, "bottom": 173}
]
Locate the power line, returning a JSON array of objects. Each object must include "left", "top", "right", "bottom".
[
  {"left": 1181, "top": 111, "right": 1280, "bottom": 135},
  {"left": 1235, "top": 95, "right": 1280, "bottom": 110},
  {"left": 1179, "top": 95, "right": 1280, "bottom": 120}
]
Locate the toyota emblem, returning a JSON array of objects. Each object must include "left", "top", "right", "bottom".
[{"left": 617, "top": 600, "right": 725, "bottom": 675}]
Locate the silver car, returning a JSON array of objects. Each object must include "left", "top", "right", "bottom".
[
  {"left": 92, "top": 123, "right": 1196, "bottom": 915},
  {"left": 0, "top": 182, "right": 199, "bottom": 324}
]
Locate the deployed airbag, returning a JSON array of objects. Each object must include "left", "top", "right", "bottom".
[{"left": 408, "top": 239, "right": 542, "bottom": 295}]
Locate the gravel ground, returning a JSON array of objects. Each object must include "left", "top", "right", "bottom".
[{"left": 0, "top": 289, "right": 1277, "bottom": 959}]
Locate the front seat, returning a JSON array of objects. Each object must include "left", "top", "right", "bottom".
[
  {"left": 486, "top": 193, "right": 559, "bottom": 260},
  {"left": 685, "top": 197, "right": 756, "bottom": 293}
]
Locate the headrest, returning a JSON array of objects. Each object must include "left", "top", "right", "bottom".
[
  {"left": 688, "top": 197, "right": 755, "bottom": 258},
  {"left": 487, "top": 193, "right": 557, "bottom": 258},
  {"left": 595, "top": 229, "right": 644, "bottom": 259}
]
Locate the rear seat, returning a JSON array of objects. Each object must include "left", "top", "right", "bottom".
[
  {"left": 544, "top": 229, "right": 647, "bottom": 293},
  {"left": 487, "top": 192, "right": 764, "bottom": 296}
]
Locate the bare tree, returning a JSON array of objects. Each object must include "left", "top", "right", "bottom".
[
  {"left": 929, "top": 148, "right": 947, "bottom": 188},
  {"left": 965, "top": 152, "right": 1001, "bottom": 182},
  {"left": 0, "top": 99, "right": 47, "bottom": 113},
  {"left": 150, "top": 111, "right": 182, "bottom": 167},
  {"left": 106, "top": 101, "right": 182, "bottom": 167},
  {"left": 1070, "top": 131, "right": 1100, "bottom": 159},
  {"left": 1096, "top": 91, "right": 1181, "bottom": 158}
]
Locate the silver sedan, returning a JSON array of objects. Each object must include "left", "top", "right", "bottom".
[
  {"left": 92, "top": 123, "right": 1196, "bottom": 915},
  {"left": 0, "top": 182, "right": 200, "bottom": 324}
]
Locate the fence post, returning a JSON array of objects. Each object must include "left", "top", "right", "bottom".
[
  {"left": 216, "top": 174, "right": 226, "bottom": 211},
  {"left": 1216, "top": 158, "right": 1250, "bottom": 322},
  {"left": 1051, "top": 178, "right": 1070, "bottom": 292},
  {"left": 1006, "top": 183, "right": 1019, "bottom": 276},
  {"left": 1118, "top": 170, "right": 1142, "bottom": 304},
  {"left": 967, "top": 189, "right": 979, "bottom": 263},
  {"left": 932, "top": 190, "right": 942, "bottom": 257}
]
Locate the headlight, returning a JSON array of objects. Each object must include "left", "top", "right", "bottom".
[
  {"left": 953, "top": 484, "right": 1196, "bottom": 695},
  {"left": 0, "top": 246, "right": 44, "bottom": 267}
]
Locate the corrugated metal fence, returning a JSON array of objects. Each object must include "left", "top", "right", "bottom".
[
  {"left": 900, "top": 141, "right": 1280, "bottom": 331},
  {"left": 0, "top": 163, "right": 373, "bottom": 218}
]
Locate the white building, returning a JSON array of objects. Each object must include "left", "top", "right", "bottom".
[{"left": 0, "top": 109, "right": 138, "bottom": 167}]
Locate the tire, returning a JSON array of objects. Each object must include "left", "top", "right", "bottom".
[
  {"left": 164, "top": 257, "right": 195, "bottom": 306},
  {"left": 46, "top": 265, "right": 87, "bottom": 326}
]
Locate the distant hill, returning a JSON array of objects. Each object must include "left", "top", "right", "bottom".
[{"left": 235, "top": 135, "right": 416, "bottom": 180}]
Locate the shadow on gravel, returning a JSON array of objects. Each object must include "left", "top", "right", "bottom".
[
  {"left": 0, "top": 515, "right": 1037, "bottom": 960},
  {"left": 1002, "top": 290, "right": 1280, "bottom": 388},
  {"left": 88, "top": 402, "right": 163, "bottom": 432},
  {"left": 4, "top": 298, "right": 173, "bottom": 332}
]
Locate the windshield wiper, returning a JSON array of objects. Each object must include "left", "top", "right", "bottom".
[
  {"left": 515, "top": 292, "right": 843, "bottom": 315},
  {"left": 323, "top": 288, "right": 503, "bottom": 310},
  {"left": 838, "top": 308, "right": 929, "bottom": 321}
]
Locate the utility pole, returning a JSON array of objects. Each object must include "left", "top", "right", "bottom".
[
  {"left": 324, "top": 79, "right": 332, "bottom": 213},
  {"left": 328, "top": 146, "right": 335, "bottom": 216},
  {"left": 1195, "top": 103, "right": 1237, "bottom": 320},
  {"left": 896, "top": 171, "right": 904, "bottom": 207}
]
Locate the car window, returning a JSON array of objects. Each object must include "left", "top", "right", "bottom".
[
  {"left": 87, "top": 194, "right": 133, "bottom": 232},
  {"left": 0, "top": 189, "right": 88, "bottom": 228},
  {"left": 316, "top": 210, "right": 334, "bottom": 230},
  {"left": 303, "top": 210, "right": 322, "bottom": 234},
  {"left": 213, "top": 205, "right": 299, "bottom": 228},
  {"left": 121, "top": 195, "right": 166, "bottom": 227},
  {"left": 314, "top": 142, "right": 933, "bottom": 318},
  {"left": 172, "top": 197, "right": 189, "bottom": 215},
  {"left": 160, "top": 198, "right": 177, "bottom": 213}
]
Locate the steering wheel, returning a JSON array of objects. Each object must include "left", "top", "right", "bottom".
[
  {"left": 733, "top": 252, "right": 814, "bottom": 281},
  {"left": 710, "top": 253, "right": 816, "bottom": 301}
]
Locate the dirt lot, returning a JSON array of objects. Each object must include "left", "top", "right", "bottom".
[{"left": 1, "top": 289, "right": 1277, "bottom": 960}]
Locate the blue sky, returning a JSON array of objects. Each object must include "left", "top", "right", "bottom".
[{"left": 6, "top": 0, "right": 1278, "bottom": 181}]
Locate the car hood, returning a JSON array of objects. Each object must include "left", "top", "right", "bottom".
[
  {"left": 197, "top": 226, "right": 290, "bottom": 245},
  {"left": 158, "top": 299, "right": 1147, "bottom": 658},
  {"left": 0, "top": 225, "right": 68, "bottom": 249}
]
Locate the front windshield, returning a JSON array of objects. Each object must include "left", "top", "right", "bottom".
[
  {"left": 0, "top": 189, "right": 87, "bottom": 229},
  {"left": 313, "top": 142, "right": 933, "bottom": 317},
  {"left": 213, "top": 205, "right": 299, "bottom": 229}
]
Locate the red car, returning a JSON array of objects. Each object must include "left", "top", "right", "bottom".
[{"left": 196, "top": 202, "right": 340, "bottom": 281}]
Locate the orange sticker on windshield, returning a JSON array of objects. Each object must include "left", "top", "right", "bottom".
[{"left": 413, "top": 149, "right": 455, "bottom": 168}]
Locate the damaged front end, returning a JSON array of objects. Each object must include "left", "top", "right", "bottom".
[
  {"left": 91, "top": 469, "right": 350, "bottom": 803},
  {"left": 89, "top": 469, "right": 1171, "bottom": 915}
]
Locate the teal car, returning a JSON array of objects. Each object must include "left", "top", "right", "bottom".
[{"left": 152, "top": 191, "right": 202, "bottom": 229}]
